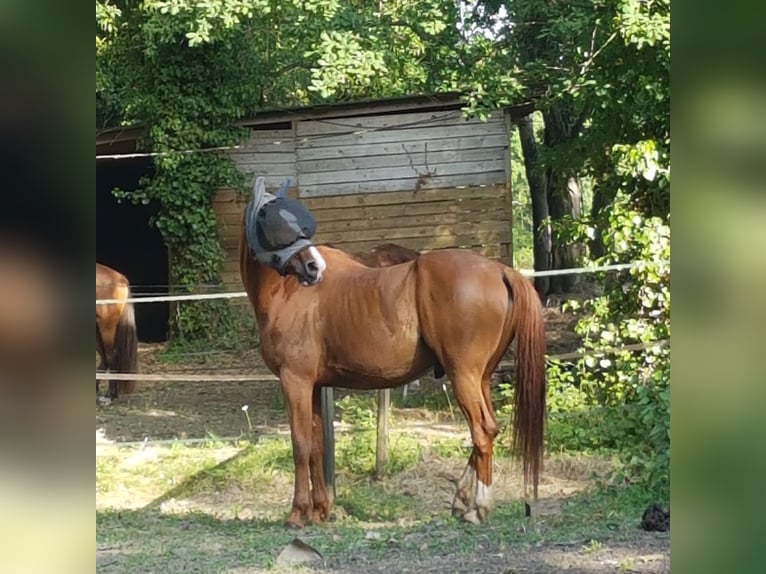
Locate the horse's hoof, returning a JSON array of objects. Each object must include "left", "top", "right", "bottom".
[
  {"left": 309, "top": 509, "right": 328, "bottom": 525},
  {"left": 461, "top": 509, "right": 482, "bottom": 524},
  {"left": 285, "top": 519, "right": 304, "bottom": 530},
  {"left": 451, "top": 494, "right": 470, "bottom": 516},
  {"left": 96, "top": 396, "right": 112, "bottom": 406}
]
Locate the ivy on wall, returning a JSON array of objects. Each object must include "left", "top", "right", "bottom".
[{"left": 100, "top": 5, "right": 256, "bottom": 339}]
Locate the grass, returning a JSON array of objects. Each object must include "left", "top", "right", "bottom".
[
  {"left": 97, "top": 481, "right": 654, "bottom": 573},
  {"left": 97, "top": 427, "right": 662, "bottom": 573}
]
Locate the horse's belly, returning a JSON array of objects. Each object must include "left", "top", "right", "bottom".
[{"left": 324, "top": 333, "right": 434, "bottom": 390}]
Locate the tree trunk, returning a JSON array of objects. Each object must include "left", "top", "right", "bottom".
[
  {"left": 517, "top": 115, "right": 550, "bottom": 298},
  {"left": 542, "top": 105, "right": 585, "bottom": 293},
  {"left": 588, "top": 181, "right": 618, "bottom": 259}
]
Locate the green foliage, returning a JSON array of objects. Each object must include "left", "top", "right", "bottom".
[
  {"left": 96, "top": 0, "right": 471, "bottom": 341},
  {"left": 99, "top": 0, "right": 260, "bottom": 339},
  {"left": 509, "top": 123, "right": 534, "bottom": 269},
  {"left": 465, "top": 0, "right": 670, "bottom": 223},
  {"left": 496, "top": 195, "right": 669, "bottom": 498},
  {"left": 336, "top": 394, "right": 377, "bottom": 429},
  {"left": 462, "top": 0, "right": 670, "bottom": 497},
  {"left": 308, "top": 30, "right": 388, "bottom": 98},
  {"left": 571, "top": 198, "right": 670, "bottom": 496}
]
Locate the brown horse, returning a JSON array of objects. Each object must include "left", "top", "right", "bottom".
[
  {"left": 240, "top": 177, "right": 545, "bottom": 528},
  {"left": 96, "top": 263, "right": 138, "bottom": 401}
]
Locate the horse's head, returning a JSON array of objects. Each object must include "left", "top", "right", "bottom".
[{"left": 244, "top": 177, "right": 326, "bottom": 286}]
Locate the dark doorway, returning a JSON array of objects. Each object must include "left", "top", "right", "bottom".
[{"left": 97, "top": 158, "right": 169, "bottom": 342}]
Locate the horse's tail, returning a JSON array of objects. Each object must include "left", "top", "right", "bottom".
[
  {"left": 113, "top": 294, "right": 139, "bottom": 396},
  {"left": 503, "top": 268, "right": 546, "bottom": 498}
]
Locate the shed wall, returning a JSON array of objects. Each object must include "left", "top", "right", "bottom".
[{"left": 214, "top": 107, "right": 511, "bottom": 289}]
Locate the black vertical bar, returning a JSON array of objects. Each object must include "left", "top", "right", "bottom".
[{"left": 321, "top": 386, "right": 336, "bottom": 500}]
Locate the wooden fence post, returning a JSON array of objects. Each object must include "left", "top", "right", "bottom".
[
  {"left": 375, "top": 388, "right": 391, "bottom": 479},
  {"left": 321, "top": 386, "right": 336, "bottom": 500}
]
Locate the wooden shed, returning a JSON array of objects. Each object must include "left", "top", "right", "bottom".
[{"left": 214, "top": 93, "right": 532, "bottom": 289}]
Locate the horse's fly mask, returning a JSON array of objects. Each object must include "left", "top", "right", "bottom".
[{"left": 244, "top": 177, "right": 317, "bottom": 274}]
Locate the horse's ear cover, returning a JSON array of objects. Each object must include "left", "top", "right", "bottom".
[{"left": 244, "top": 177, "right": 317, "bottom": 274}]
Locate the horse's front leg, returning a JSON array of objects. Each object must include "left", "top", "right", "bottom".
[
  {"left": 281, "top": 373, "right": 315, "bottom": 529},
  {"left": 308, "top": 386, "right": 331, "bottom": 524}
]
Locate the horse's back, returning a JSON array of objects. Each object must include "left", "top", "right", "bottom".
[
  {"left": 415, "top": 248, "right": 508, "bottom": 291},
  {"left": 96, "top": 263, "right": 131, "bottom": 321},
  {"left": 96, "top": 263, "right": 129, "bottom": 288}
]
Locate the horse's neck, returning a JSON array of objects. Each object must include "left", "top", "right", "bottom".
[{"left": 245, "top": 259, "right": 285, "bottom": 319}]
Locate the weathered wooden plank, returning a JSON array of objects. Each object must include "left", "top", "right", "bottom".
[
  {"left": 214, "top": 188, "right": 507, "bottom": 216},
  {"left": 214, "top": 189, "right": 247, "bottom": 202},
  {"left": 220, "top": 240, "right": 509, "bottom": 271},
  {"left": 235, "top": 141, "right": 296, "bottom": 154},
  {"left": 295, "top": 134, "right": 508, "bottom": 162},
  {"left": 297, "top": 147, "right": 504, "bottom": 175},
  {"left": 298, "top": 209, "right": 510, "bottom": 235},
  {"left": 229, "top": 151, "right": 296, "bottom": 165},
  {"left": 217, "top": 228, "right": 242, "bottom": 243},
  {"left": 315, "top": 220, "right": 510, "bottom": 245},
  {"left": 298, "top": 159, "right": 507, "bottom": 187},
  {"left": 214, "top": 200, "right": 508, "bottom": 230},
  {"left": 295, "top": 109, "right": 503, "bottom": 137},
  {"left": 240, "top": 129, "right": 294, "bottom": 147},
  {"left": 219, "top": 174, "right": 297, "bottom": 191},
  {"left": 300, "top": 172, "right": 508, "bottom": 197},
  {"left": 421, "top": 243, "right": 509, "bottom": 261},
  {"left": 297, "top": 121, "right": 507, "bottom": 149},
  {"left": 243, "top": 128, "right": 294, "bottom": 139},
  {"left": 375, "top": 388, "right": 390, "bottom": 479},
  {"left": 325, "top": 234, "right": 510, "bottom": 254},
  {"left": 230, "top": 160, "right": 297, "bottom": 179},
  {"left": 215, "top": 204, "right": 249, "bottom": 217},
  {"left": 217, "top": 210, "right": 510, "bottom": 243},
  {"left": 310, "top": 197, "right": 507, "bottom": 222},
  {"left": 214, "top": 185, "right": 299, "bottom": 204},
  {"left": 297, "top": 185, "right": 504, "bottom": 208},
  {"left": 213, "top": 188, "right": 507, "bottom": 220},
  {"left": 215, "top": 184, "right": 507, "bottom": 204},
  {"left": 220, "top": 235, "right": 243, "bottom": 250}
]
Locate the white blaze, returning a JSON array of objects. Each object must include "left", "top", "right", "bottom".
[{"left": 308, "top": 246, "right": 327, "bottom": 278}]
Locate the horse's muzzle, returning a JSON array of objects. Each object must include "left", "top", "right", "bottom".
[{"left": 297, "top": 258, "right": 323, "bottom": 286}]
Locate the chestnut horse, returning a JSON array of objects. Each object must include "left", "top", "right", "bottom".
[
  {"left": 96, "top": 263, "right": 138, "bottom": 401},
  {"left": 240, "top": 177, "right": 545, "bottom": 528}
]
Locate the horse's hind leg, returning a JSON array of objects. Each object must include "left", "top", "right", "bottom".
[
  {"left": 308, "top": 387, "right": 331, "bottom": 524},
  {"left": 96, "top": 325, "right": 106, "bottom": 397},
  {"left": 98, "top": 313, "right": 120, "bottom": 401},
  {"left": 450, "top": 371, "right": 499, "bottom": 524}
]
